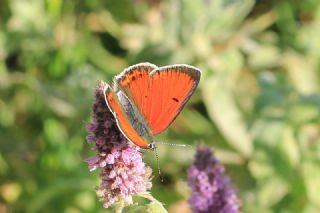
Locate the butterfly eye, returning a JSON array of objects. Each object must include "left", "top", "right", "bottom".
[{"left": 149, "top": 143, "right": 156, "bottom": 149}]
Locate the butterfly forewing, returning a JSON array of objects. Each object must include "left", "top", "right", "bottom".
[
  {"left": 146, "top": 65, "right": 201, "bottom": 134},
  {"left": 114, "top": 62, "right": 158, "bottom": 115}
]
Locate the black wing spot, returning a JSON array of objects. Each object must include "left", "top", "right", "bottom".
[
  {"left": 172, "top": 97, "right": 179, "bottom": 102},
  {"left": 131, "top": 76, "right": 136, "bottom": 81}
]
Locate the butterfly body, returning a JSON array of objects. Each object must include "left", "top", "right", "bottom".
[{"left": 103, "top": 63, "right": 201, "bottom": 149}]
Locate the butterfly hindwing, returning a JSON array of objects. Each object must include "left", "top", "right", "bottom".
[
  {"left": 116, "top": 90, "right": 154, "bottom": 142},
  {"left": 103, "top": 83, "right": 150, "bottom": 149}
]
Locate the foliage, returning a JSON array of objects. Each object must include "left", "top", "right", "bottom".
[{"left": 1, "top": 0, "right": 320, "bottom": 212}]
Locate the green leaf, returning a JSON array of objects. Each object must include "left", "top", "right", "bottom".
[
  {"left": 303, "top": 203, "right": 320, "bottom": 213},
  {"left": 249, "top": 150, "right": 274, "bottom": 180},
  {"left": 27, "top": 178, "right": 96, "bottom": 213},
  {"left": 279, "top": 126, "right": 300, "bottom": 168},
  {"left": 114, "top": 197, "right": 125, "bottom": 213},
  {"left": 248, "top": 45, "right": 280, "bottom": 69},
  {"left": 0, "top": 153, "right": 8, "bottom": 175},
  {"left": 257, "top": 177, "right": 289, "bottom": 207},
  {"left": 281, "top": 51, "right": 318, "bottom": 94},
  {"left": 146, "top": 201, "right": 168, "bottom": 213},
  {"left": 203, "top": 76, "right": 252, "bottom": 157},
  {"left": 0, "top": 101, "right": 14, "bottom": 127},
  {"left": 303, "top": 161, "right": 320, "bottom": 205},
  {"left": 251, "top": 119, "right": 285, "bottom": 148},
  {"left": 124, "top": 205, "right": 147, "bottom": 213},
  {"left": 44, "top": 118, "right": 68, "bottom": 147},
  {"left": 123, "top": 194, "right": 168, "bottom": 213},
  {"left": 287, "top": 104, "right": 319, "bottom": 125},
  {"left": 207, "top": 49, "right": 244, "bottom": 75}
]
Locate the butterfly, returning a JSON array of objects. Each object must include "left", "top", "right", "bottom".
[{"left": 103, "top": 62, "right": 201, "bottom": 150}]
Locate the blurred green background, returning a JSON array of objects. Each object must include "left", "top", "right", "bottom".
[{"left": 1, "top": 0, "right": 320, "bottom": 212}]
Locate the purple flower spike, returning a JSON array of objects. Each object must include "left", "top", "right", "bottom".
[
  {"left": 86, "top": 81, "right": 152, "bottom": 208},
  {"left": 188, "top": 145, "right": 240, "bottom": 213}
]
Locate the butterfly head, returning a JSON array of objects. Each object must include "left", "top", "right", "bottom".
[{"left": 148, "top": 142, "right": 157, "bottom": 150}]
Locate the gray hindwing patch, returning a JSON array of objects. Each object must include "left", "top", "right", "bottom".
[{"left": 116, "top": 90, "right": 150, "bottom": 138}]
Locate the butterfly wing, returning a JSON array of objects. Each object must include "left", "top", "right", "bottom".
[
  {"left": 114, "top": 62, "right": 158, "bottom": 115},
  {"left": 116, "top": 63, "right": 201, "bottom": 135},
  {"left": 103, "top": 83, "right": 150, "bottom": 149},
  {"left": 145, "top": 65, "right": 201, "bottom": 134}
]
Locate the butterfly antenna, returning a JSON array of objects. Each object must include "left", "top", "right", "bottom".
[
  {"left": 157, "top": 142, "right": 192, "bottom": 148},
  {"left": 152, "top": 144, "right": 164, "bottom": 182}
]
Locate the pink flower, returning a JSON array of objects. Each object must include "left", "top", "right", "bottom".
[
  {"left": 188, "top": 145, "right": 240, "bottom": 213},
  {"left": 85, "top": 81, "right": 152, "bottom": 208}
]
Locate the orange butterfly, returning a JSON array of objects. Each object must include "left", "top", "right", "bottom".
[{"left": 103, "top": 63, "right": 201, "bottom": 150}]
